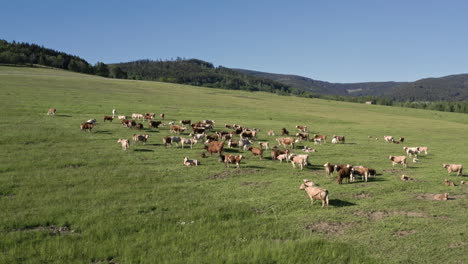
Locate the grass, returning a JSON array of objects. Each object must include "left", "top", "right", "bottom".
[{"left": 0, "top": 66, "right": 467, "bottom": 263}]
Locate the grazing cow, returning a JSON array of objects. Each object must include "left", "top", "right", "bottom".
[
  {"left": 132, "top": 113, "right": 143, "bottom": 120},
  {"left": 389, "top": 155, "right": 407, "bottom": 168},
  {"left": 333, "top": 135, "right": 345, "bottom": 144},
  {"left": 313, "top": 134, "right": 327, "bottom": 144},
  {"left": 160, "top": 113, "right": 165, "bottom": 119},
  {"left": 112, "top": 109, "right": 116, "bottom": 118},
  {"left": 240, "top": 129, "right": 256, "bottom": 140},
  {"left": 296, "top": 132, "right": 309, "bottom": 142},
  {"left": 183, "top": 157, "right": 200, "bottom": 166},
  {"left": 203, "top": 120, "right": 215, "bottom": 126},
  {"left": 444, "top": 179, "right": 456, "bottom": 187},
  {"left": 118, "top": 115, "right": 127, "bottom": 120},
  {"left": 121, "top": 119, "right": 136, "bottom": 128},
  {"left": 290, "top": 155, "right": 307, "bottom": 170},
  {"left": 133, "top": 134, "right": 150, "bottom": 144},
  {"left": 47, "top": 108, "right": 56, "bottom": 116},
  {"left": 228, "top": 139, "right": 239, "bottom": 148},
  {"left": 296, "top": 125, "right": 307, "bottom": 132},
  {"left": 271, "top": 149, "right": 289, "bottom": 160},
  {"left": 149, "top": 121, "right": 162, "bottom": 129},
  {"left": 191, "top": 133, "right": 206, "bottom": 141},
  {"left": 80, "top": 122, "right": 93, "bottom": 132},
  {"left": 224, "top": 154, "right": 243, "bottom": 168},
  {"left": 392, "top": 139, "right": 401, "bottom": 144},
  {"left": 403, "top": 147, "right": 419, "bottom": 157},
  {"left": 170, "top": 125, "right": 186, "bottom": 134},
  {"left": 290, "top": 154, "right": 309, "bottom": 166},
  {"left": 337, "top": 167, "right": 352, "bottom": 184},
  {"left": 384, "top": 136, "right": 394, "bottom": 143},
  {"left": 144, "top": 114, "right": 153, "bottom": 121},
  {"left": 323, "top": 162, "right": 334, "bottom": 177},
  {"left": 204, "top": 141, "right": 225, "bottom": 156},
  {"left": 239, "top": 139, "right": 253, "bottom": 150},
  {"left": 206, "top": 134, "right": 219, "bottom": 141},
  {"left": 281, "top": 128, "right": 289, "bottom": 136},
  {"left": 417, "top": 147, "right": 429, "bottom": 155},
  {"left": 162, "top": 136, "right": 172, "bottom": 148},
  {"left": 276, "top": 137, "right": 295, "bottom": 149},
  {"left": 277, "top": 153, "right": 290, "bottom": 162},
  {"left": 267, "top": 130, "right": 275, "bottom": 136},
  {"left": 433, "top": 193, "right": 449, "bottom": 201},
  {"left": 401, "top": 175, "right": 414, "bottom": 181},
  {"left": 135, "top": 123, "right": 144, "bottom": 130},
  {"left": 117, "top": 139, "right": 130, "bottom": 151},
  {"left": 350, "top": 166, "right": 370, "bottom": 182},
  {"left": 442, "top": 164, "right": 463, "bottom": 176},
  {"left": 180, "top": 120, "right": 191, "bottom": 125},
  {"left": 258, "top": 142, "right": 270, "bottom": 150},
  {"left": 300, "top": 179, "right": 329, "bottom": 207},
  {"left": 181, "top": 137, "right": 197, "bottom": 149},
  {"left": 248, "top": 147, "right": 263, "bottom": 159},
  {"left": 171, "top": 136, "right": 182, "bottom": 147}
]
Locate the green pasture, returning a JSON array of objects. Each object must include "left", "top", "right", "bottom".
[{"left": 0, "top": 66, "right": 466, "bottom": 263}]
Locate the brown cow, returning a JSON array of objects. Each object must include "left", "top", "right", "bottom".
[
  {"left": 47, "top": 108, "right": 56, "bottom": 116},
  {"left": 313, "top": 134, "right": 327, "bottom": 144},
  {"left": 271, "top": 149, "right": 289, "bottom": 160},
  {"left": 300, "top": 179, "right": 329, "bottom": 207},
  {"left": 281, "top": 128, "right": 289, "bottom": 136},
  {"left": 389, "top": 155, "right": 407, "bottom": 168},
  {"left": 323, "top": 162, "right": 334, "bottom": 177},
  {"left": 337, "top": 167, "right": 352, "bottom": 184},
  {"left": 162, "top": 136, "right": 172, "bottom": 148},
  {"left": 80, "top": 122, "right": 93, "bottom": 132},
  {"left": 170, "top": 125, "right": 186, "bottom": 134},
  {"left": 442, "top": 164, "right": 463, "bottom": 176},
  {"left": 224, "top": 154, "right": 243, "bottom": 168},
  {"left": 149, "top": 121, "right": 162, "bottom": 129},
  {"left": 248, "top": 147, "right": 263, "bottom": 159},
  {"left": 204, "top": 141, "right": 224, "bottom": 156},
  {"left": 433, "top": 193, "right": 449, "bottom": 201},
  {"left": 444, "top": 179, "right": 456, "bottom": 187},
  {"left": 296, "top": 125, "right": 307, "bottom": 132}
]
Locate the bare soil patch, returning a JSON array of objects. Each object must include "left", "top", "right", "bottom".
[
  {"left": 395, "top": 230, "right": 417, "bottom": 237},
  {"left": 448, "top": 241, "right": 468, "bottom": 248},
  {"left": 353, "top": 193, "right": 373, "bottom": 199},
  {"left": 353, "top": 210, "right": 428, "bottom": 221},
  {"left": 415, "top": 193, "right": 466, "bottom": 200},
  {"left": 305, "top": 221, "right": 355, "bottom": 235},
  {"left": 17, "top": 225, "right": 76, "bottom": 235},
  {"left": 208, "top": 169, "right": 259, "bottom": 180},
  {"left": 92, "top": 257, "right": 119, "bottom": 264}
]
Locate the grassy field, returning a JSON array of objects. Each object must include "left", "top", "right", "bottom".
[{"left": 0, "top": 66, "right": 467, "bottom": 264}]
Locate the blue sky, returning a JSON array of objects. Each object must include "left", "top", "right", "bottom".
[{"left": 2, "top": 0, "right": 468, "bottom": 83}]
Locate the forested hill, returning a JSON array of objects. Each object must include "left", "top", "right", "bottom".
[
  {"left": 235, "top": 68, "right": 468, "bottom": 102},
  {"left": 112, "top": 59, "right": 292, "bottom": 94}
]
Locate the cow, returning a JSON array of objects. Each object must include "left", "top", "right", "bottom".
[
  {"left": 135, "top": 123, "right": 144, "bottom": 130},
  {"left": 121, "top": 119, "right": 136, "bottom": 128},
  {"left": 296, "top": 125, "right": 307, "bottom": 132},
  {"left": 323, "top": 162, "right": 334, "bottom": 177},
  {"left": 313, "top": 134, "right": 327, "bottom": 144},
  {"left": 47, "top": 108, "right": 56, "bottom": 116},
  {"left": 300, "top": 179, "right": 329, "bottom": 207},
  {"left": 332, "top": 135, "right": 345, "bottom": 144},
  {"left": 118, "top": 115, "right": 127, "bottom": 120},
  {"left": 403, "top": 147, "right": 419, "bottom": 157},
  {"left": 248, "top": 147, "right": 263, "bottom": 159},
  {"left": 228, "top": 139, "right": 239, "bottom": 148},
  {"left": 149, "top": 121, "right": 162, "bottom": 129},
  {"left": 183, "top": 157, "right": 200, "bottom": 166},
  {"left": 132, "top": 113, "right": 143, "bottom": 120},
  {"left": 401, "top": 175, "right": 415, "bottom": 181},
  {"left": 433, "top": 193, "right": 449, "bottom": 201},
  {"left": 180, "top": 120, "right": 191, "bottom": 125},
  {"left": 271, "top": 149, "right": 289, "bottom": 160},
  {"left": 162, "top": 136, "right": 172, "bottom": 148},
  {"left": 132, "top": 134, "right": 150, "bottom": 144},
  {"left": 80, "top": 122, "right": 93, "bottom": 132},
  {"left": 337, "top": 167, "right": 352, "bottom": 184},
  {"left": 240, "top": 129, "right": 256, "bottom": 140},
  {"left": 350, "top": 166, "right": 370, "bottom": 182},
  {"left": 171, "top": 136, "right": 182, "bottom": 147},
  {"left": 302, "top": 146, "right": 317, "bottom": 153},
  {"left": 86, "top": 119, "right": 97, "bottom": 125},
  {"left": 290, "top": 155, "right": 307, "bottom": 170},
  {"left": 202, "top": 120, "right": 215, "bottom": 126},
  {"left": 389, "top": 155, "right": 407, "bottom": 168},
  {"left": 267, "top": 130, "right": 275, "bottom": 136},
  {"left": 281, "top": 128, "right": 289, "bottom": 136},
  {"left": 277, "top": 153, "right": 290, "bottom": 162},
  {"left": 296, "top": 132, "right": 309, "bottom": 142},
  {"left": 442, "top": 164, "right": 463, "bottom": 176},
  {"left": 181, "top": 137, "right": 197, "bottom": 149},
  {"left": 258, "top": 142, "right": 270, "bottom": 150},
  {"left": 384, "top": 136, "right": 394, "bottom": 143},
  {"left": 224, "top": 154, "right": 243, "bottom": 168},
  {"left": 160, "top": 113, "right": 165, "bottom": 119},
  {"left": 239, "top": 139, "right": 253, "bottom": 150},
  {"left": 204, "top": 141, "right": 225, "bottom": 156},
  {"left": 170, "top": 125, "right": 186, "bottom": 134},
  {"left": 417, "top": 147, "right": 429, "bottom": 155},
  {"left": 112, "top": 109, "right": 116, "bottom": 118},
  {"left": 276, "top": 137, "right": 295, "bottom": 149},
  {"left": 444, "top": 179, "right": 456, "bottom": 187},
  {"left": 117, "top": 139, "right": 130, "bottom": 151}
]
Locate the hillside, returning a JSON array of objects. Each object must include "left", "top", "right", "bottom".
[
  {"left": 1, "top": 66, "right": 467, "bottom": 263},
  {"left": 235, "top": 68, "right": 468, "bottom": 101}
]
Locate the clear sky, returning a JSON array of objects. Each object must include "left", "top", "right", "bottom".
[{"left": 2, "top": 0, "right": 468, "bottom": 83}]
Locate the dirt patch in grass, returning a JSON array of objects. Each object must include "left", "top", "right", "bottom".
[
  {"left": 353, "top": 193, "right": 373, "bottom": 199},
  {"left": 240, "top": 181, "right": 272, "bottom": 187},
  {"left": 414, "top": 193, "right": 466, "bottom": 200},
  {"left": 448, "top": 241, "right": 468, "bottom": 248},
  {"left": 353, "top": 210, "right": 428, "bottom": 221},
  {"left": 383, "top": 168, "right": 404, "bottom": 174},
  {"left": 208, "top": 169, "right": 260, "bottom": 180},
  {"left": 395, "top": 230, "right": 417, "bottom": 237},
  {"left": 18, "top": 225, "right": 76, "bottom": 235},
  {"left": 305, "top": 221, "right": 355, "bottom": 235}
]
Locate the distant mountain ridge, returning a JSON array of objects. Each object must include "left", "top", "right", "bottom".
[{"left": 234, "top": 69, "right": 468, "bottom": 101}]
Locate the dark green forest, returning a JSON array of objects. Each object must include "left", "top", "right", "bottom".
[{"left": 2, "top": 39, "right": 468, "bottom": 114}]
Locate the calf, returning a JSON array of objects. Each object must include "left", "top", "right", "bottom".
[
  {"left": 118, "top": 115, "right": 127, "bottom": 120},
  {"left": 417, "top": 147, "right": 429, "bottom": 155},
  {"left": 133, "top": 134, "right": 150, "bottom": 144},
  {"left": 117, "top": 139, "right": 130, "bottom": 151},
  {"left": 47, "top": 108, "right": 56, "bottom": 116},
  {"left": 332, "top": 135, "right": 345, "bottom": 144},
  {"left": 171, "top": 136, "right": 182, "bottom": 147},
  {"left": 80, "top": 122, "right": 93, "bottom": 132},
  {"left": 271, "top": 149, "right": 289, "bottom": 160},
  {"left": 228, "top": 139, "right": 239, "bottom": 148},
  {"left": 444, "top": 179, "right": 456, "bottom": 187},
  {"left": 281, "top": 128, "right": 289, "bottom": 136},
  {"left": 296, "top": 125, "right": 307, "bottom": 132},
  {"left": 277, "top": 153, "right": 290, "bottom": 162},
  {"left": 302, "top": 146, "right": 317, "bottom": 153},
  {"left": 337, "top": 167, "right": 352, "bottom": 184},
  {"left": 258, "top": 142, "right": 270, "bottom": 150},
  {"left": 313, "top": 134, "right": 327, "bottom": 144},
  {"left": 248, "top": 147, "right": 263, "bottom": 159},
  {"left": 384, "top": 136, "right": 394, "bottom": 143},
  {"left": 239, "top": 139, "right": 253, "bottom": 150},
  {"left": 323, "top": 162, "right": 334, "bottom": 177},
  {"left": 267, "top": 130, "right": 275, "bottom": 136},
  {"left": 389, "top": 155, "right": 407, "bottom": 168},
  {"left": 433, "top": 193, "right": 449, "bottom": 201},
  {"left": 160, "top": 113, "right": 165, "bottom": 119},
  {"left": 132, "top": 113, "right": 143, "bottom": 120},
  {"left": 183, "top": 157, "right": 200, "bottom": 166},
  {"left": 403, "top": 147, "right": 419, "bottom": 157},
  {"left": 135, "top": 123, "right": 144, "bottom": 130},
  {"left": 224, "top": 154, "right": 243, "bottom": 168},
  {"left": 290, "top": 155, "right": 306, "bottom": 170},
  {"left": 442, "top": 164, "right": 463, "bottom": 176},
  {"left": 240, "top": 129, "right": 256, "bottom": 140},
  {"left": 334, "top": 164, "right": 347, "bottom": 173},
  {"left": 299, "top": 179, "right": 329, "bottom": 207},
  {"left": 202, "top": 120, "right": 215, "bottom": 126},
  {"left": 181, "top": 137, "right": 197, "bottom": 149},
  {"left": 149, "top": 121, "right": 162, "bottom": 129},
  {"left": 401, "top": 175, "right": 415, "bottom": 181},
  {"left": 86, "top": 119, "right": 97, "bottom": 125}
]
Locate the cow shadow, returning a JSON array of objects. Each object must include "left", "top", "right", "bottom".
[
  {"left": 56, "top": 114, "right": 72, "bottom": 117},
  {"left": 224, "top": 149, "right": 241, "bottom": 153},
  {"left": 147, "top": 130, "right": 160, "bottom": 133},
  {"left": 329, "top": 199, "right": 356, "bottom": 207},
  {"left": 95, "top": 130, "right": 112, "bottom": 134}
]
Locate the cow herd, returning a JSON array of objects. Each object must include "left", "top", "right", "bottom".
[{"left": 47, "top": 108, "right": 465, "bottom": 208}]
